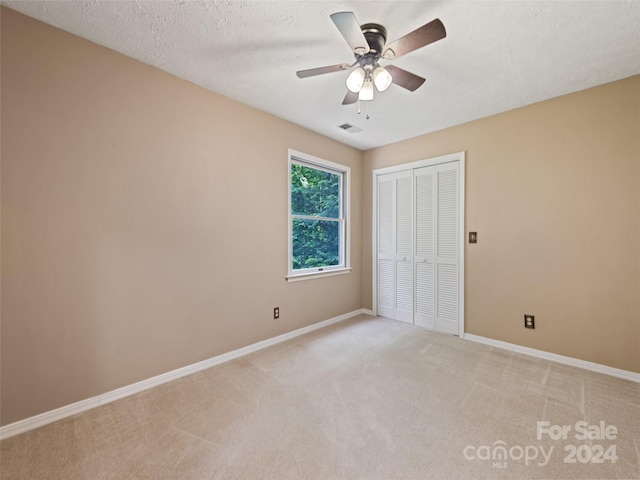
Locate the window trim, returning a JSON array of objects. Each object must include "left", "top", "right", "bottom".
[{"left": 287, "top": 149, "right": 351, "bottom": 281}]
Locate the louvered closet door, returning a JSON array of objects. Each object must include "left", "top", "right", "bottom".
[
  {"left": 376, "top": 174, "right": 395, "bottom": 320},
  {"left": 376, "top": 171, "right": 414, "bottom": 323},
  {"left": 377, "top": 160, "right": 459, "bottom": 333},
  {"left": 414, "top": 167, "right": 435, "bottom": 329},
  {"left": 434, "top": 162, "right": 459, "bottom": 335},
  {"left": 394, "top": 171, "right": 414, "bottom": 323}
]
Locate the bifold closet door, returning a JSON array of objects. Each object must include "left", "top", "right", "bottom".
[
  {"left": 377, "top": 160, "right": 460, "bottom": 335},
  {"left": 376, "top": 170, "right": 414, "bottom": 323},
  {"left": 414, "top": 167, "right": 435, "bottom": 329},
  {"left": 377, "top": 174, "right": 394, "bottom": 319},
  {"left": 413, "top": 162, "right": 460, "bottom": 335},
  {"left": 433, "top": 162, "right": 459, "bottom": 335}
]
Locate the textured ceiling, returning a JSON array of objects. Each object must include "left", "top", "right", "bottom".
[{"left": 4, "top": 1, "right": 640, "bottom": 150}]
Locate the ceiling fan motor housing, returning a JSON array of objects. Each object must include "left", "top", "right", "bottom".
[{"left": 360, "top": 23, "right": 387, "bottom": 58}]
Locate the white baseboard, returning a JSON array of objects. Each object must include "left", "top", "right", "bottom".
[
  {"left": 463, "top": 333, "right": 640, "bottom": 384},
  {"left": 0, "top": 308, "right": 371, "bottom": 441}
]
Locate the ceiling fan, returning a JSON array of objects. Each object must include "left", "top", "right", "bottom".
[{"left": 296, "top": 12, "right": 446, "bottom": 105}]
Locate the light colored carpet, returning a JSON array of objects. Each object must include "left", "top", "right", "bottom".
[{"left": 1, "top": 315, "right": 639, "bottom": 479}]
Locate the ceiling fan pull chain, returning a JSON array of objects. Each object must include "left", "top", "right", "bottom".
[
  {"left": 357, "top": 99, "right": 361, "bottom": 115},
  {"left": 366, "top": 100, "right": 370, "bottom": 120}
]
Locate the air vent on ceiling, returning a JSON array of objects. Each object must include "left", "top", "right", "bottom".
[{"left": 338, "top": 123, "right": 362, "bottom": 134}]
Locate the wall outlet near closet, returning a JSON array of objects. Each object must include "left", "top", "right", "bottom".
[{"left": 524, "top": 314, "right": 535, "bottom": 329}]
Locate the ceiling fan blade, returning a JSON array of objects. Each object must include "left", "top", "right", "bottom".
[
  {"left": 385, "top": 65, "right": 426, "bottom": 92},
  {"left": 330, "top": 12, "right": 370, "bottom": 55},
  {"left": 296, "top": 63, "right": 351, "bottom": 79},
  {"left": 382, "top": 19, "right": 446, "bottom": 60},
  {"left": 342, "top": 91, "right": 358, "bottom": 105}
]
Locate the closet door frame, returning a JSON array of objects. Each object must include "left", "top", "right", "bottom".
[{"left": 372, "top": 151, "right": 466, "bottom": 337}]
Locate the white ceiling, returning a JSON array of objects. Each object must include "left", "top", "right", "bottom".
[{"left": 4, "top": 1, "right": 640, "bottom": 150}]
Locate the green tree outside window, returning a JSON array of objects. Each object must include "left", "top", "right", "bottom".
[{"left": 290, "top": 163, "right": 342, "bottom": 270}]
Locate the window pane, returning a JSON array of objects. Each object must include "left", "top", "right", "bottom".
[
  {"left": 292, "top": 219, "right": 340, "bottom": 270},
  {"left": 291, "top": 163, "right": 340, "bottom": 218}
]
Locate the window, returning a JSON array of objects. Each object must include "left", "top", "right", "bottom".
[{"left": 287, "top": 150, "right": 350, "bottom": 281}]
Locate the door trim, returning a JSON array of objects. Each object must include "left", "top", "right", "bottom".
[{"left": 372, "top": 151, "right": 465, "bottom": 337}]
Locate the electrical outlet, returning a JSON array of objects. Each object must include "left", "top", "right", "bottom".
[
  {"left": 524, "top": 314, "right": 535, "bottom": 329},
  {"left": 274, "top": 307, "right": 280, "bottom": 319}
]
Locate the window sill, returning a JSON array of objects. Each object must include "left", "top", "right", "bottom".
[{"left": 286, "top": 268, "right": 352, "bottom": 282}]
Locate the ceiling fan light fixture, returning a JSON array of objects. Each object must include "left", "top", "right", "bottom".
[
  {"left": 346, "top": 67, "right": 365, "bottom": 93},
  {"left": 359, "top": 80, "right": 374, "bottom": 101},
  {"left": 373, "top": 66, "right": 393, "bottom": 92}
]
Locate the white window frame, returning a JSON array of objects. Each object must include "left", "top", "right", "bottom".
[{"left": 287, "top": 149, "right": 351, "bottom": 282}]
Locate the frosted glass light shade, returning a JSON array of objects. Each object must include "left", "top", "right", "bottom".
[
  {"left": 373, "top": 66, "right": 392, "bottom": 92},
  {"left": 346, "top": 67, "right": 365, "bottom": 93},
  {"left": 359, "top": 80, "right": 374, "bottom": 101}
]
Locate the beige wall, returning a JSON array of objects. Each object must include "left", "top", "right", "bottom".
[
  {"left": 0, "top": 8, "right": 362, "bottom": 425},
  {"left": 2, "top": 6, "right": 639, "bottom": 427},
  {"left": 363, "top": 76, "right": 640, "bottom": 373}
]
